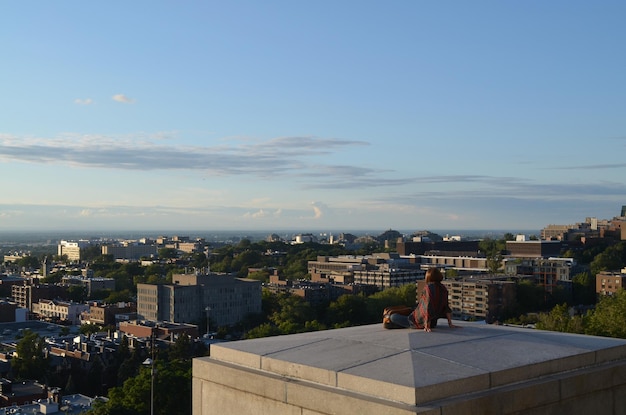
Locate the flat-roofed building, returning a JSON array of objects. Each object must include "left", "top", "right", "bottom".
[
  {"left": 12, "top": 283, "right": 69, "bottom": 310},
  {"left": 0, "top": 274, "right": 26, "bottom": 298},
  {"left": 58, "top": 240, "right": 91, "bottom": 261},
  {"left": 265, "top": 274, "right": 378, "bottom": 305},
  {"left": 82, "top": 302, "right": 137, "bottom": 326},
  {"left": 102, "top": 242, "right": 157, "bottom": 260},
  {"left": 119, "top": 320, "right": 198, "bottom": 340},
  {"left": 0, "top": 300, "right": 18, "bottom": 323},
  {"left": 137, "top": 272, "right": 261, "bottom": 327},
  {"left": 33, "top": 299, "right": 89, "bottom": 325},
  {"left": 505, "top": 257, "right": 575, "bottom": 294},
  {"left": 0, "top": 379, "right": 47, "bottom": 407},
  {"left": 308, "top": 254, "right": 424, "bottom": 289},
  {"left": 438, "top": 278, "right": 517, "bottom": 323},
  {"left": 397, "top": 240, "right": 481, "bottom": 256},
  {"left": 62, "top": 275, "right": 116, "bottom": 296},
  {"left": 505, "top": 240, "right": 562, "bottom": 258},
  {"left": 596, "top": 268, "right": 626, "bottom": 296},
  {"left": 418, "top": 254, "right": 489, "bottom": 273}
]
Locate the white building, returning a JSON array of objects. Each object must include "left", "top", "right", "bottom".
[
  {"left": 58, "top": 240, "right": 91, "bottom": 261},
  {"left": 32, "top": 299, "right": 89, "bottom": 325}
]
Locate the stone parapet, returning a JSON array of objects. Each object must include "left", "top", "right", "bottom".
[{"left": 193, "top": 323, "right": 626, "bottom": 414}]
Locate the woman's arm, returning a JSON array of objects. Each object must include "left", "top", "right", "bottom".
[{"left": 447, "top": 312, "right": 461, "bottom": 329}]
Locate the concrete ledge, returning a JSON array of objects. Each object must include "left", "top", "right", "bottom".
[{"left": 194, "top": 323, "right": 626, "bottom": 414}]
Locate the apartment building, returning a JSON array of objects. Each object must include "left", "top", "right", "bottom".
[
  {"left": 596, "top": 268, "right": 626, "bottom": 296},
  {"left": 137, "top": 272, "right": 262, "bottom": 327},
  {"left": 308, "top": 253, "right": 424, "bottom": 289},
  {"left": 57, "top": 240, "right": 91, "bottom": 262},
  {"left": 439, "top": 278, "right": 517, "bottom": 323},
  {"left": 12, "top": 283, "right": 69, "bottom": 310},
  {"left": 101, "top": 242, "right": 157, "bottom": 260},
  {"left": 419, "top": 254, "right": 489, "bottom": 273},
  {"left": 0, "top": 274, "right": 27, "bottom": 298},
  {"left": 505, "top": 258, "right": 575, "bottom": 293}
]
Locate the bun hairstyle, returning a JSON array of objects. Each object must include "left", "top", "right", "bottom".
[{"left": 425, "top": 267, "right": 443, "bottom": 283}]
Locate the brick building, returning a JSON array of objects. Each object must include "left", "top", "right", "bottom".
[{"left": 596, "top": 268, "right": 626, "bottom": 296}]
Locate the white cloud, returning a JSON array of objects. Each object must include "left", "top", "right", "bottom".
[
  {"left": 311, "top": 202, "right": 325, "bottom": 219},
  {"left": 79, "top": 209, "right": 92, "bottom": 217},
  {"left": 112, "top": 94, "right": 135, "bottom": 103},
  {"left": 244, "top": 209, "right": 269, "bottom": 219},
  {"left": 74, "top": 98, "right": 93, "bottom": 105}
]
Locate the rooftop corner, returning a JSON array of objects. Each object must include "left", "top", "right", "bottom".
[{"left": 193, "top": 323, "right": 626, "bottom": 414}]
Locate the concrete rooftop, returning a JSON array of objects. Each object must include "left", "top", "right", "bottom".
[{"left": 193, "top": 323, "right": 626, "bottom": 414}]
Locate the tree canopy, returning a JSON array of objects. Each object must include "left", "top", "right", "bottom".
[{"left": 12, "top": 330, "right": 49, "bottom": 381}]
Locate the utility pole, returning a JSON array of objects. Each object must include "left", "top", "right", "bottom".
[
  {"left": 143, "top": 325, "right": 157, "bottom": 415},
  {"left": 205, "top": 306, "right": 211, "bottom": 337}
]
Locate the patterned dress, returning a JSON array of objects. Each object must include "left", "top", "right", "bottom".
[{"left": 409, "top": 282, "right": 451, "bottom": 329}]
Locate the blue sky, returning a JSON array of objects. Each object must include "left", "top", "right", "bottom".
[{"left": 1, "top": 1, "right": 625, "bottom": 232}]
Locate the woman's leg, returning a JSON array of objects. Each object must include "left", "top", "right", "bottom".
[{"left": 389, "top": 313, "right": 412, "bottom": 328}]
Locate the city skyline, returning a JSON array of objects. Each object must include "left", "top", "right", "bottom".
[{"left": 2, "top": 2, "right": 625, "bottom": 232}]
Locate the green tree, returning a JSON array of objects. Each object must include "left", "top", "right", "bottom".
[
  {"left": 269, "top": 294, "right": 316, "bottom": 334},
  {"left": 572, "top": 272, "right": 597, "bottom": 305},
  {"left": 68, "top": 285, "right": 87, "bottom": 302},
  {"left": 355, "top": 241, "right": 382, "bottom": 255},
  {"left": 585, "top": 290, "right": 626, "bottom": 338},
  {"left": 15, "top": 255, "right": 41, "bottom": 270},
  {"left": 11, "top": 330, "right": 49, "bottom": 381},
  {"left": 515, "top": 280, "right": 547, "bottom": 313},
  {"left": 106, "top": 269, "right": 134, "bottom": 292},
  {"left": 445, "top": 268, "right": 459, "bottom": 278},
  {"left": 168, "top": 334, "right": 192, "bottom": 361},
  {"left": 231, "top": 250, "right": 264, "bottom": 277},
  {"left": 93, "top": 359, "right": 191, "bottom": 415},
  {"left": 245, "top": 322, "right": 283, "bottom": 339},
  {"left": 81, "top": 244, "right": 103, "bottom": 261},
  {"left": 188, "top": 252, "right": 208, "bottom": 269},
  {"left": 326, "top": 295, "right": 369, "bottom": 327},
  {"left": 80, "top": 324, "right": 104, "bottom": 336},
  {"left": 158, "top": 247, "right": 178, "bottom": 259},
  {"left": 479, "top": 238, "right": 505, "bottom": 274},
  {"left": 86, "top": 357, "right": 105, "bottom": 396},
  {"left": 247, "top": 270, "right": 270, "bottom": 283},
  {"left": 41, "top": 272, "right": 63, "bottom": 284},
  {"left": 366, "top": 283, "right": 415, "bottom": 319},
  {"left": 590, "top": 242, "right": 626, "bottom": 276},
  {"left": 104, "top": 289, "right": 133, "bottom": 304},
  {"left": 535, "top": 303, "right": 584, "bottom": 334}
]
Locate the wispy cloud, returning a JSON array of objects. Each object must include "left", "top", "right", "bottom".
[
  {"left": 555, "top": 163, "right": 626, "bottom": 170},
  {"left": 74, "top": 98, "right": 94, "bottom": 105},
  {"left": 112, "top": 94, "right": 135, "bottom": 103},
  {"left": 243, "top": 209, "right": 277, "bottom": 219},
  {"left": 0, "top": 134, "right": 370, "bottom": 182}
]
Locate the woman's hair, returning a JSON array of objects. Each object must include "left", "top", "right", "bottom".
[{"left": 425, "top": 267, "right": 443, "bottom": 283}]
